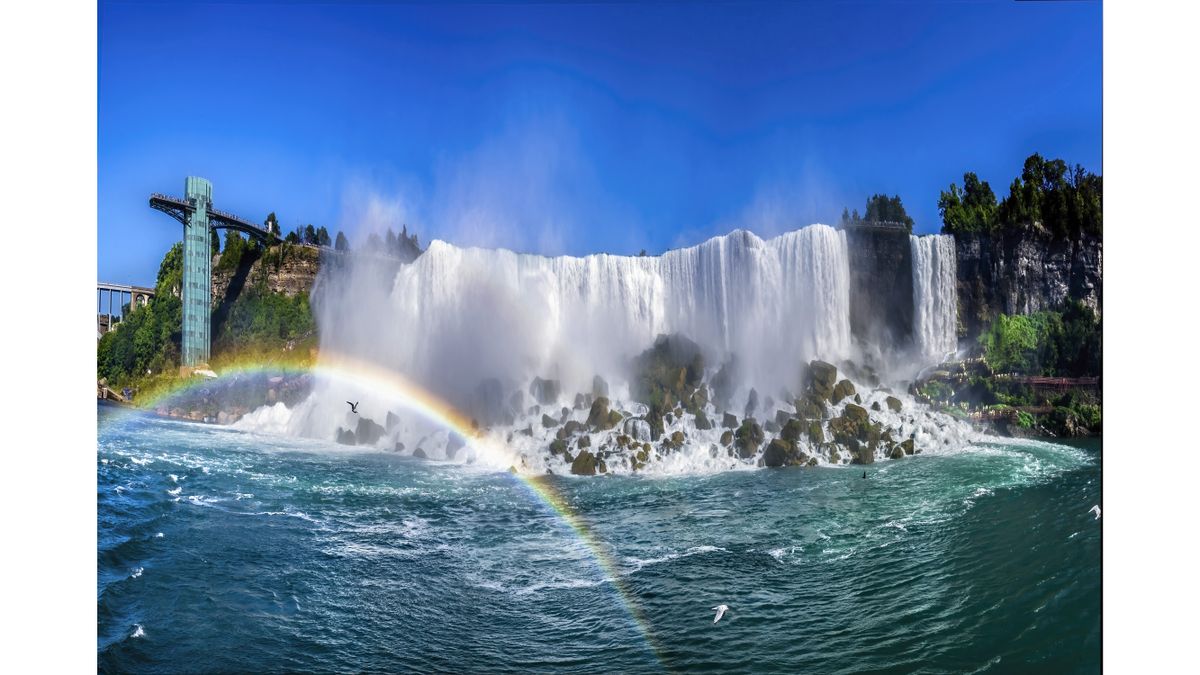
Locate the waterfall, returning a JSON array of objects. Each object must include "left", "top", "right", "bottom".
[
  {"left": 313, "top": 225, "right": 852, "bottom": 408},
  {"left": 910, "top": 234, "right": 959, "bottom": 362}
]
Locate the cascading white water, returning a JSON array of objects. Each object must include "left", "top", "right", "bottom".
[
  {"left": 314, "top": 225, "right": 852, "bottom": 408},
  {"left": 910, "top": 234, "right": 959, "bottom": 362}
]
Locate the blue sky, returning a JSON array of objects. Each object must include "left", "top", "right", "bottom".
[{"left": 99, "top": 0, "right": 1101, "bottom": 286}]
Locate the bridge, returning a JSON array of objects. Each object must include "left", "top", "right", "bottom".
[
  {"left": 149, "top": 177, "right": 280, "bottom": 370},
  {"left": 97, "top": 282, "right": 156, "bottom": 337}
]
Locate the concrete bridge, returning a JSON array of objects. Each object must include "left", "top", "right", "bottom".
[
  {"left": 97, "top": 282, "right": 155, "bottom": 337},
  {"left": 149, "top": 177, "right": 279, "bottom": 369}
]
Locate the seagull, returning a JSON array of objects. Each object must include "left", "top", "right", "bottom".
[
  {"left": 346, "top": 401, "right": 359, "bottom": 414},
  {"left": 712, "top": 604, "right": 729, "bottom": 624},
  {"left": 1089, "top": 505, "right": 1101, "bottom": 520}
]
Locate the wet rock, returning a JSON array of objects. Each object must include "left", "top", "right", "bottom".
[
  {"left": 607, "top": 410, "right": 624, "bottom": 429},
  {"left": 762, "top": 438, "right": 793, "bottom": 468},
  {"left": 795, "top": 394, "right": 827, "bottom": 421},
  {"left": 557, "top": 420, "right": 585, "bottom": 440},
  {"left": 843, "top": 404, "right": 869, "bottom": 424},
  {"left": 901, "top": 438, "right": 916, "bottom": 455},
  {"left": 781, "top": 418, "right": 804, "bottom": 442},
  {"left": 542, "top": 414, "right": 559, "bottom": 428},
  {"left": 592, "top": 375, "right": 609, "bottom": 398},
  {"left": 871, "top": 401, "right": 882, "bottom": 412},
  {"left": 775, "top": 409, "right": 792, "bottom": 428},
  {"left": 616, "top": 434, "right": 630, "bottom": 448},
  {"left": 720, "top": 430, "right": 734, "bottom": 447},
  {"left": 560, "top": 407, "right": 571, "bottom": 423},
  {"left": 587, "top": 396, "right": 611, "bottom": 429},
  {"left": 745, "top": 388, "right": 760, "bottom": 418},
  {"left": 670, "top": 430, "right": 686, "bottom": 449},
  {"left": 734, "top": 419, "right": 764, "bottom": 459},
  {"left": 807, "top": 420, "right": 825, "bottom": 444},
  {"left": 831, "top": 379, "right": 856, "bottom": 405},
  {"left": 394, "top": 441, "right": 405, "bottom": 453},
  {"left": 764, "top": 419, "right": 781, "bottom": 434},
  {"left": 355, "top": 417, "right": 386, "bottom": 445},
  {"left": 571, "top": 450, "right": 598, "bottom": 476},
  {"left": 336, "top": 427, "right": 356, "bottom": 445},
  {"left": 530, "top": 377, "right": 561, "bottom": 405},
  {"left": 695, "top": 410, "right": 713, "bottom": 430},
  {"left": 850, "top": 440, "right": 874, "bottom": 465},
  {"left": 890, "top": 445, "right": 906, "bottom": 460},
  {"left": 385, "top": 411, "right": 400, "bottom": 433},
  {"left": 854, "top": 394, "right": 862, "bottom": 405},
  {"left": 550, "top": 439, "right": 569, "bottom": 456},
  {"left": 886, "top": 396, "right": 903, "bottom": 413},
  {"left": 624, "top": 418, "right": 652, "bottom": 443},
  {"left": 519, "top": 425, "right": 533, "bottom": 437},
  {"left": 723, "top": 412, "right": 739, "bottom": 429},
  {"left": 412, "top": 447, "right": 427, "bottom": 459},
  {"left": 577, "top": 435, "right": 591, "bottom": 449},
  {"left": 806, "top": 360, "right": 838, "bottom": 401}
]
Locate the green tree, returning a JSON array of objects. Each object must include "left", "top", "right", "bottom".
[
  {"left": 939, "top": 172, "right": 998, "bottom": 234},
  {"left": 315, "top": 226, "right": 331, "bottom": 247},
  {"left": 335, "top": 231, "right": 349, "bottom": 251},
  {"left": 863, "top": 194, "right": 914, "bottom": 230},
  {"left": 303, "top": 224, "right": 316, "bottom": 245}
]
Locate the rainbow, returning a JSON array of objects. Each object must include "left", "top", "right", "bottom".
[{"left": 99, "top": 352, "right": 668, "bottom": 667}]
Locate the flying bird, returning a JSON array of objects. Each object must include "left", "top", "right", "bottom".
[
  {"left": 347, "top": 401, "right": 359, "bottom": 414},
  {"left": 1089, "top": 504, "right": 1101, "bottom": 520},
  {"left": 712, "top": 604, "right": 729, "bottom": 624}
]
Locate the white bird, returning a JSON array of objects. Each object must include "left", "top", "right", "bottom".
[
  {"left": 1089, "top": 505, "right": 1101, "bottom": 520},
  {"left": 712, "top": 604, "right": 729, "bottom": 623}
]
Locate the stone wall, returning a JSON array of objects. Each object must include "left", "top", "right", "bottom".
[
  {"left": 844, "top": 225, "right": 914, "bottom": 350},
  {"left": 954, "top": 227, "right": 1102, "bottom": 338}
]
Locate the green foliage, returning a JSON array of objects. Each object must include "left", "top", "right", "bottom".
[
  {"left": 1016, "top": 411, "right": 1034, "bottom": 429},
  {"left": 335, "top": 231, "right": 349, "bottom": 251},
  {"left": 941, "top": 153, "right": 1101, "bottom": 238},
  {"left": 840, "top": 196, "right": 913, "bottom": 231},
  {"left": 938, "top": 172, "right": 998, "bottom": 234},
  {"left": 978, "top": 300, "right": 1101, "bottom": 376},
  {"left": 98, "top": 243, "right": 185, "bottom": 383},
  {"left": 215, "top": 288, "right": 314, "bottom": 350},
  {"left": 315, "top": 226, "right": 331, "bottom": 247},
  {"left": 216, "top": 230, "right": 250, "bottom": 273}
]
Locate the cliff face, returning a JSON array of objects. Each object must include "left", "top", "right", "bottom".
[
  {"left": 954, "top": 228, "right": 1102, "bottom": 338},
  {"left": 844, "top": 226, "right": 914, "bottom": 350},
  {"left": 211, "top": 244, "right": 321, "bottom": 306}
]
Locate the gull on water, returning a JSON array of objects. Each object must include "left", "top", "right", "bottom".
[
  {"left": 712, "top": 604, "right": 729, "bottom": 623},
  {"left": 1089, "top": 505, "right": 1101, "bottom": 520}
]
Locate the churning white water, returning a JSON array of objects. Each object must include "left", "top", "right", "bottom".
[
  {"left": 314, "top": 225, "right": 852, "bottom": 407},
  {"left": 911, "top": 234, "right": 958, "bottom": 361}
]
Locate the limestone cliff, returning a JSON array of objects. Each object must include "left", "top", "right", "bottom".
[{"left": 954, "top": 227, "right": 1102, "bottom": 338}]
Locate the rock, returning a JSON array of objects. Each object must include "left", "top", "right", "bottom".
[
  {"left": 850, "top": 442, "right": 875, "bottom": 465},
  {"left": 806, "top": 360, "right": 838, "bottom": 401},
  {"left": 571, "top": 450, "right": 598, "bottom": 476},
  {"left": 542, "top": 414, "right": 559, "bottom": 428},
  {"left": 720, "top": 430, "right": 734, "bottom": 447},
  {"left": 217, "top": 410, "right": 230, "bottom": 425},
  {"left": 775, "top": 409, "right": 792, "bottom": 428},
  {"left": 854, "top": 394, "right": 862, "bottom": 405},
  {"left": 607, "top": 410, "right": 624, "bottom": 429},
  {"left": 723, "top": 412, "right": 739, "bottom": 429},
  {"left": 843, "top": 404, "right": 869, "bottom": 424},
  {"left": 412, "top": 447, "right": 427, "bottom": 459},
  {"left": 764, "top": 419, "right": 781, "bottom": 434},
  {"left": 447, "top": 433, "right": 465, "bottom": 457},
  {"left": 592, "top": 375, "right": 609, "bottom": 398},
  {"left": 795, "top": 394, "right": 827, "bottom": 421},
  {"left": 781, "top": 418, "right": 804, "bottom": 442},
  {"left": 336, "top": 427, "right": 356, "bottom": 445},
  {"left": 530, "top": 377, "right": 561, "bottom": 405},
  {"left": 901, "top": 438, "right": 915, "bottom": 455},
  {"left": 886, "top": 396, "right": 903, "bottom": 413},
  {"left": 577, "top": 435, "right": 591, "bottom": 449},
  {"left": 807, "top": 420, "right": 825, "bottom": 444},
  {"left": 762, "top": 438, "right": 793, "bottom": 468},
  {"left": 831, "top": 379, "right": 856, "bottom": 404},
  {"left": 890, "top": 445, "right": 906, "bottom": 460},
  {"left": 616, "top": 434, "right": 630, "bottom": 448},
  {"left": 394, "top": 441, "right": 406, "bottom": 453},
  {"left": 557, "top": 420, "right": 585, "bottom": 440},
  {"left": 355, "top": 417, "right": 386, "bottom": 445},
  {"left": 550, "top": 439, "right": 569, "bottom": 456},
  {"left": 734, "top": 419, "right": 764, "bottom": 458},
  {"left": 624, "top": 418, "right": 652, "bottom": 443},
  {"left": 745, "top": 388, "right": 759, "bottom": 418},
  {"left": 871, "top": 401, "right": 881, "bottom": 412},
  {"left": 385, "top": 411, "right": 401, "bottom": 433},
  {"left": 587, "top": 396, "right": 611, "bottom": 429},
  {"left": 830, "top": 449, "right": 842, "bottom": 464},
  {"left": 695, "top": 410, "right": 713, "bottom": 430},
  {"left": 560, "top": 407, "right": 571, "bottom": 422},
  {"left": 670, "top": 430, "right": 685, "bottom": 448}
]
